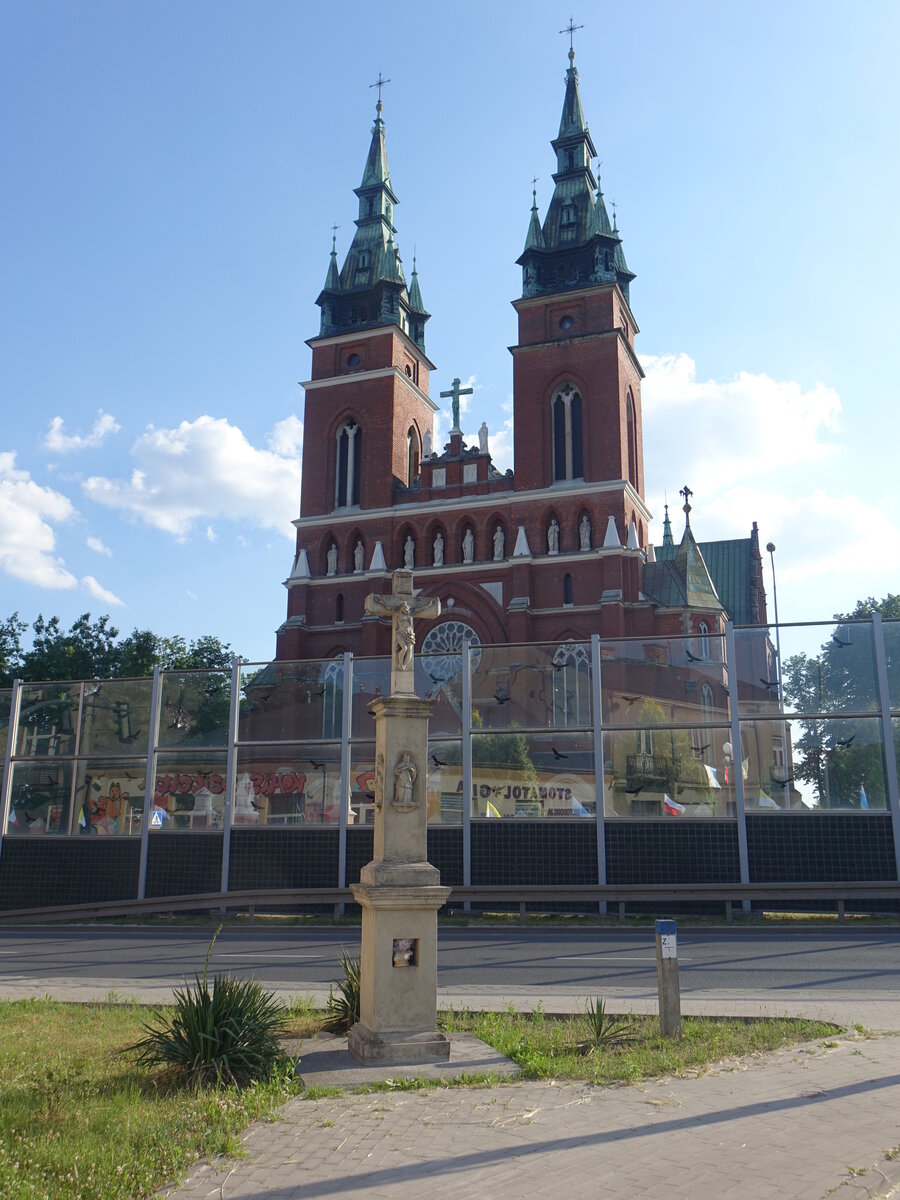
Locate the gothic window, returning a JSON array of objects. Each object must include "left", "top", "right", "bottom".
[
  {"left": 566, "top": 151, "right": 574, "bottom": 171},
  {"left": 626, "top": 390, "right": 638, "bottom": 488},
  {"left": 421, "top": 622, "right": 482, "bottom": 702},
  {"left": 552, "top": 385, "right": 583, "bottom": 482},
  {"left": 697, "top": 621, "right": 710, "bottom": 660},
  {"left": 562, "top": 202, "right": 575, "bottom": 224},
  {"left": 358, "top": 250, "right": 370, "bottom": 268},
  {"left": 605, "top": 250, "right": 612, "bottom": 271},
  {"left": 322, "top": 658, "right": 344, "bottom": 740},
  {"left": 563, "top": 574, "right": 574, "bottom": 606},
  {"left": 335, "top": 419, "right": 362, "bottom": 508},
  {"left": 406, "top": 426, "right": 420, "bottom": 486},
  {"left": 552, "top": 642, "right": 590, "bottom": 728},
  {"left": 367, "top": 199, "right": 374, "bottom": 217},
  {"left": 700, "top": 683, "right": 715, "bottom": 720},
  {"left": 335, "top": 594, "right": 344, "bottom": 624}
]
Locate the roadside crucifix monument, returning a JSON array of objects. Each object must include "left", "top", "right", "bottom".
[{"left": 349, "top": 569, "right": 450, "bottom": 1063}]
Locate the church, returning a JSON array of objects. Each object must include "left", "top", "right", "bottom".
[{"left": 276, "top": 44, "right": 768, "bottom": 671}]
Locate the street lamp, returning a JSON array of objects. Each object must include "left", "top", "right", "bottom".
[{"left": 766, "top": 543, "right": 790, "bottom": 808}]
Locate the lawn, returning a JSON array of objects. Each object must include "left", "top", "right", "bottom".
[{"left": 0, "top": 997, "right": 839, "bottom": 1199}]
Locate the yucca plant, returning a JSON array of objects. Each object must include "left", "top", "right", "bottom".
[
  {"left": 132, "top": 926, "right": 292, "bottom": 1087},
  {"left": 579, "top": 997, "right": 639, "bottom": 1055},
  {"left": 324, "top": 949, "right": 361, "bottom": 1033}
]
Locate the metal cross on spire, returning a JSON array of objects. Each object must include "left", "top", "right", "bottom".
[
  {"left": 370, "top": 72, "right": 391, "bottom": 108},
  {"left": 559, "top": 16, "right": 583, "bottom": 51},
  {"left": 330, "top": 223, "right": 340, "bottom": 248},
  {"left": 680, "top": 484, "right": 694, "bottom": 525}
]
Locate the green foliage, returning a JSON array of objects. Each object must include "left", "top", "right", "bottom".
[
  {"left": 132, "top": 928, "right": 292, "bottom": 1088},
  {"left": 0, "top": 610, "right": 235, "bottom": 684},
  {"left": 324, "top": 950, "right": 361, "bottom": 1033},
  {"left": 582, "top": 997, "right": 639, "bottom": 1052},
  {"left": 783, "top": 592, "right": 899, "bottom": 807}
]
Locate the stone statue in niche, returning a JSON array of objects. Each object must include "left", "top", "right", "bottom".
[
  {"left": 404, "top": 535, "right": 415, "bottom": 569},
  {"left": 579, "top": 514, "right": 591, "bottom": 551},
  {"left": 354, "top": 539, "right": 365, "bottom": 573},
  {"left": 423, "top": 429, "right": 432, "bottom": 457},
  {"left": 392, "top": 751, "right": 418, "bottom": 812},
  {"left": 374, "top": 752, "right": 385, "bottom": 810},
  {"left": 478, "top": 421, "right": 489, "bottom": 453},
  {"left": 327, "top": 543, "right": 338, "bottom": 575},
  {"left": 433, "top": 531, "right": 444, "bottom": 566},
  {"left": 462, "top": 527, "right": 474, "bottom": 563},
  {"left": 493, "top": 525, "right": 505, "bottom": 560},
  {"left": 547, "top": 519, "right": 560, "bottom": 555}
]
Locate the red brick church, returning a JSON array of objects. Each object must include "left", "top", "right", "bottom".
[{"left": 276, "top": 46, "right": 768, "bottom": 666}]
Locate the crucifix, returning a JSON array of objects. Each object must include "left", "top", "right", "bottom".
[
  {"left": 365, "top": 569, "right": 440, "bottom": 694},
  {"left": 439, "top": 376, "right": 474, "bottom": 434}
]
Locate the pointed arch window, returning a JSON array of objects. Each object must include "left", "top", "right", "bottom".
[
  {"left": 697, "top": 621, "right": 710, "bottom": 661},
  {"left": 406, "top": 426, "right": 420, "bottom": 487},
  {"left": 626, "top": 390, "right": 638, "bottom": 488},
  {"left": 700, "top": 683, "right": 715, "bottom": 720},
  {"left": 552, "top": 385, "right": 583, "bottom": 482},
  {"left": 563, "top": 574, "right": 574, "bottom": 606},
  {"left": 335, "top": 420, "right": 362, "bottom": 508},
  {"left": 322, "top": 658, "right": 344, "bottom": 740},
  {"left": 552, "top": 642, "right": 591, "bottom": 728},
  {"left": 335, "top": 594, "right": 344, "bottom": 624}
]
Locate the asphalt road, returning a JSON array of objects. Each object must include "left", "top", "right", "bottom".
[{"left": 1, "top": 925, "right": 899, "bottom": 1000}]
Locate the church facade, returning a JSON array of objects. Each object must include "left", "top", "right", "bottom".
[{"left": 276, "top": 47, "right": 768, "bottom": 670}]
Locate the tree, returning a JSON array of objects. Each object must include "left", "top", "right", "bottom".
[
  {"left": 782, "top": 593, "right": 898, "bottom": 808},
  {"left": 0, "top": 613, "right": 26, "bottom": 686},
  {"left": 22, "top": 613, "right": 120, "bottom": 682}
]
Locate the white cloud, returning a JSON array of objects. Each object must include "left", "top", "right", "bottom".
[
  {"left": 44, "top": 409, "right": 121, "bottom": 453},
  {"left": 86, "top": 535, "right": 112, "bottom": 556},
  {"left": 0, "top": 451, "right": 80, "bottom": 589},
  {"left": 642, "top": 353, "right": 841, "bottom": 495},
  {"left": 82, "top": 575, "right": 123, "bottom": 606},
  {"left": 485, "top": 397, "right": 515, "bottom": 473},
  {"left": 206, "top": 525, "right": 217, "bottom": 543},
  {"left": 83, "top": 414, "right": 304, "bottom": 540}
]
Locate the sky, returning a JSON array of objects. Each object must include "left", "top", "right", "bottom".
[{"left": 1, "top": 0, "right": 898, "bottom": 665}]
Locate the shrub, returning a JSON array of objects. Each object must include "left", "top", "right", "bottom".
[
  {"left": 324, "top": 950, "right": 361, "bottom": 1033},
  {"left": 580, "top": 997, "right": 639, "bottom": 1054},
  {"left": 132, "top": 926, "right": 292, "bottom": 1088}
]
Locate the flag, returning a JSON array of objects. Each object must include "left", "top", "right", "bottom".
[
  {"left": 742, "top": 757, "right": 749, "bottom": 780},
  {"left": 860, "top": 784, "right": 869, "bottom": 810},
  {"left": 664, "top": 793, "right": 686, "bottom": 816},
  {"left": 704, "top": 765, "right": 722, "bottom": 789},
  {"left": 485, "top": 800, "right": 502, "bottom": 818},
  {"left": 572, "top": 797, "right": 591, "bottom": 817}
]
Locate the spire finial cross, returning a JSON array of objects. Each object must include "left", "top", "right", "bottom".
[
  {"left": 680, "top": 484, "right": 693, "bottom": 524},
  {"left": 370, "top": 72, "right": 391, "bottom": 110},
  {"left": 531, "top": 174, "right": 539, "bottom": 204},
  {"left": 560, "top": 16, "right": 583, "bottom": 51},
  {"left": 330, "top": 223, "right": 339, "bottom": 250}
]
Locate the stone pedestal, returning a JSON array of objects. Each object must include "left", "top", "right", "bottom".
[{"left": 348, "top": 690, "right": 451, "bottom": 1064}]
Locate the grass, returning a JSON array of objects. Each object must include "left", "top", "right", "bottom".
[
  {"left": 0, "top": 997, "right": 841, "bottom": 1197},
  {"left": 439, "top": 1007, "right": 840, "bottom": 1085},
  {"left": 0, "top": 997, "right": 320, "bottom": 1200}
]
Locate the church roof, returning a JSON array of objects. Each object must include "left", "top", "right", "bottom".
[{"left": 653, "top": 531, "right": 756, "bottom": 623}]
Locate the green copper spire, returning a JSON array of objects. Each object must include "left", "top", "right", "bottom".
[
  {"left": 322, "top": 226, "right": 341, "bottom": 292},
  {"left": 408, "top": 253, "right": 424, "bottom": 310},
  {"left": 517, "top": 44, "right": 636, "bottom": 303},
  {"left": 662, "top": 503, "right": 674, "bottom": 548},
  {"left": 523, "top": 180, "right": 546, "bottom": 255},
  {"left": 316, "top": 88, "right": 429, "bottom": 348}
]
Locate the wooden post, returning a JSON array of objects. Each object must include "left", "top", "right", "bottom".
[{"left": 655, "top": 919, "right": 683, "bottom": 1038}]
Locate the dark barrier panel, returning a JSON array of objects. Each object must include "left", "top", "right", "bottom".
[
  {"left": 0, "top": 838, "right": 141, "bottom": 909},
  {"left": 145, "top": 833, "right": 223, "bottom": 898},
  {"left": 345, "top": 827, "right": 373, "bottom": 885},
  {"left": 746, "top": 813, "right": 897, "bottom": 882},
  {"left": 471, "top": 820, "right": 598, "bottom": 886},
  {"left": 606, "top": 820, "right": 741, "bottom": 885},
  {"left": 427, "top": 827, "right": 464, "bottom": 886},
  {"left": 229, "top": 828, "right": 340, "bottom": 890}
]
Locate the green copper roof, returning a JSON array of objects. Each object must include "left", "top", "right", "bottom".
[
  {"left": 674, "top": 523, "right": 723, "bottom": 610},
  {"left": 360, "top": 102, "right": 391, "bottom": 189},
  {"left": 661, "top": 503, "right": 674, "bottom": 548},
  {"left": 653, "top": 532, "right": 755, "bottom": 623},
  {"left": 593, "top": 181, "right": 612, "bottom": 235},
  {"left": 558, "top": 48, "right": 588, "bottom": 139},
  {"left": 408, "top": 254, "right": 424, "bottom": 311},
  {"left": 323, "top": 230, "right": 341, "bottom": 292},
  {"left": 523, "top": 188, "right": 546, "bottom": 252}
]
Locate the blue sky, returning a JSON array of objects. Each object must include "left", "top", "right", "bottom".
[{"left": 2, "top": 1, "right": 898, "bottom": 664}]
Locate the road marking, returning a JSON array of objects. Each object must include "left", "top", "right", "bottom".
[
  {"left": 215, "top": 951, "right": 334, "bottom": 959},
  {"left": 555, "top": 956, "right": 677, "bottom": 964}
]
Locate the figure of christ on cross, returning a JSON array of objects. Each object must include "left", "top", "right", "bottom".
[
  {"left": 439, "top": 377, "right": 474, "bottom": 435},
  {"left": 364, "top": 569, "right": 441, "bottom": 694}
]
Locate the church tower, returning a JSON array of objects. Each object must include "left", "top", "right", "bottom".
[
  {"left": 511, "top": 43, "right": 649, "bottom": 555},
  {"left": 298, "top": 89, "right": 437, "bottom": 521}
]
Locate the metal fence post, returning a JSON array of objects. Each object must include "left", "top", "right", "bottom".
[
  {"left": 0, "top": 680, "right": 22, "bottom": 869},
  {"left": 724, "top": 621, "right": 750, "bottom": 907},
  {"left": 462, "top": 639, "right": 473, "bottom": 906},
  {"left": 872, "top": 613, "right": 900, "bottom": 879},
  {"left": 337, "top": 651, "right": 354, "bottom": 909},
  {"left": 590, "top": 635, "right": 607, "bottom": 912},
  {"left": 219, "top": 656, "right": 242, "bottom": 898},
  {"left": 137, "top": 665, "right": 163, "bottom": 900}
]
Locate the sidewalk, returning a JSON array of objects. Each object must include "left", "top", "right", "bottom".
[{"left": 160, "top": 1028, "right": 900, "bottom": 1200}]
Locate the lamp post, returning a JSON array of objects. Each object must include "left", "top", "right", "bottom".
[{"left": 766, "top": 543, "right": 790, "bottom": 809}]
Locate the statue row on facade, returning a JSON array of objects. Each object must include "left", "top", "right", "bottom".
[{"left": 324, "top": 513, "right": 596, "bottom": 576}]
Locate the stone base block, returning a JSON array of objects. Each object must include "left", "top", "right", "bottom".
[{"left": 347, "top": 1023, "right": 451, "bottom": 1065}]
